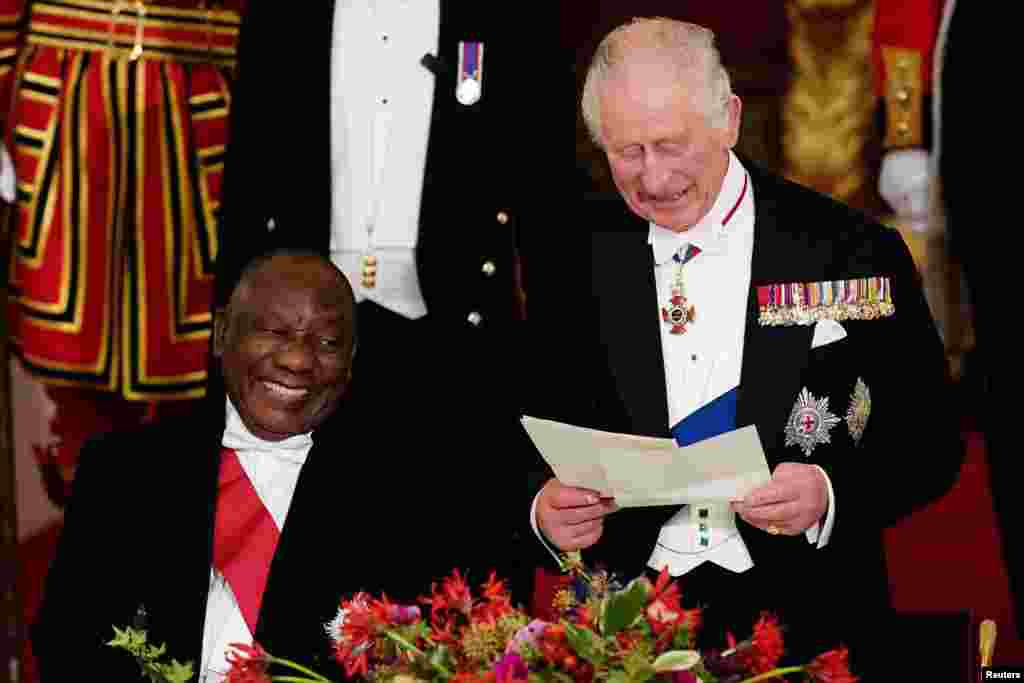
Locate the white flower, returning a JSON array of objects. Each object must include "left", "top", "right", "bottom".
[{"left": 324, "top": 608, "right": 348, "bottom": 645}]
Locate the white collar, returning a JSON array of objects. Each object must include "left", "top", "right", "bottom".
[
  {"left": 648, "top": 151, "right": 750, "bottom": 265},
  {"left": 221, "top": 398, "right": 313, "bottom": 464}
]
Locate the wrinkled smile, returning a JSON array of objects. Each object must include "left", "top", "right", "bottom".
[
  {"left": 640, "top": 187, "right": 690, "bottom": 207},
  {"left": 261, "top": 380, "right": 310, "bottom": 401}
]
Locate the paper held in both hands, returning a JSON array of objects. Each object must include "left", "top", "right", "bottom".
[{"left": 520, "top": 416, "right": 771, "bottom": 507}]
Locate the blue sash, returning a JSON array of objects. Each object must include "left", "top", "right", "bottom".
[{"left": 670, "top": 387, "right": 738, "bottom": 447}]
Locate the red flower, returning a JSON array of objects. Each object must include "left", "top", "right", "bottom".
[
  {"left": 680, "top": 607, "right": 702, "bottom": 635},
  {"left": 340, "top": 595, "right": 379, "bottom": 640},
  {"left": 474, "top": 571, "right": 516, "bottom": 622},
  {"left": 451, "top": 672, "right": 496, "bottom": 683},
  {"left": 480, "top": 571, "right": 509, "bottom": 602},
  {"left": 806, "top": 647, "right": 859, "bottom": 683},
  {"left": 537, "top": 624, "right": 572, "bottom": 666},
  {"left": 422, "top": 569, "right": 474, "bottom": 619},
  {"left": 339, "top": 649, "right": 368, "bottom": 680},
  {"left": 645, "top": 567, "right": 692, "bottom": 642},
  {"left": 649, "top": 567, "right": 683, "bottom": 612},
  {"left": 615, "top": 630, "right": 642, "bottom": 654},
  {"left": 329, "top": 593, "right": 391, "bottom": 677},
  {"left": 572, "top": 605, "right": 594, "bottom": 628},
  {"left": 224, "top": 643, "right": 272, "bottom": 683},
  {"left": 429, "top": 618, "right": 460, "bottom": 647},
  {"left": 737, "top": 613, "right": 785, "bottom": 674},
  {"left": 441, "top": 569, "right": 474, "bottom": 614},
  {"left": 572, "top": 661, "right": 596, "bottom": 683}
]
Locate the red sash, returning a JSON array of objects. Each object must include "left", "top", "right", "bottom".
[{"left": 212, "top": 448, "right": 280, "bottom": 634}]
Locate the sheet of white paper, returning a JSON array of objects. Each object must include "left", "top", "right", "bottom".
[{"left": 521, "top": 416, "right": 771, "bottom": 507}]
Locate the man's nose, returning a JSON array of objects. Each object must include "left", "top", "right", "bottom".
[
  {"left": 640, "top": 156, "right": 672, "bottom": 196},
  {"left": 273, "top": 337, "right": 316, "bottom": 372}
]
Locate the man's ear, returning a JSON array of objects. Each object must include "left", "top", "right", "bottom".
[
  {"left": 212, "top": 307, "right": 228, "bottom": 358},
  {"left": 724, "top": 94, "right": 743, "bottom": 148}
]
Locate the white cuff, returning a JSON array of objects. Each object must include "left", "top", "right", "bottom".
[
  {"left": 530, "top": 490, "right": 566, "bottom": 566},
  {"left": 804, "top": 464, "right": 835, "bottom": 548}
]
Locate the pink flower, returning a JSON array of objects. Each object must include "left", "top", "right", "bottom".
[
  {"left": 669, "top": 673, "right": 698, "bottom": 683},
  {"left": 493, "top": 652, "right": 529, "bottom": 682},
  {"left": 506, "top": 620, "right": 549, "bottom": 654}
]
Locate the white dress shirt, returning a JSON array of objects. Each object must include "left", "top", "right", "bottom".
[
  {"left": 329, "top": 0, "right": 440, "bottom": 319},
  {"left": 199, "top": 401, "right": 313, "bottom": 682},
  {"left": 646, "top": 152, "right": 835, "bottom": 576}
]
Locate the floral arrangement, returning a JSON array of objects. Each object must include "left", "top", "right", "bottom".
[{"left": 110, "top": 555, "right": 858, "bottom": 683}]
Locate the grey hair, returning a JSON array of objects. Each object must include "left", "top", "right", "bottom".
[{"left": 581, "top": 17, "right": 734, "bottom": 148}]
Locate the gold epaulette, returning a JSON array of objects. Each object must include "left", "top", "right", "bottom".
[{"left": 881, "top": 46, "right": 925, "bottom": 149}]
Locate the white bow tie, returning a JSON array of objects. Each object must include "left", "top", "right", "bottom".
[{"left": 221, "top": 399, "right": 312, "bottom": 464}]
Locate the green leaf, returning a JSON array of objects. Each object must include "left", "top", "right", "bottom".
[
  {"left": 601, "top": 578, "right": 649, "bottom": 636},
  {"left": 413, "top": 621, "right": 432, "bottom": 640},
  {"left": 558, "top": 551, "right": 584, "bottom": 573},
  {"left": 146, "top": 642, "right": 168, "bottom": 660},
  {"left": 652, "top": 650, "right": 700, "bottom": 672},
  {"left": 159, "top": 659, "right": 195, "bottom": 683},
  {"left": 107, "top": 626, "right": 132, "bottom": 649},
  {"left": 563, "top": 622, "right": 601, "bottom": 665},
  {"left": 671, "top": 625, "right": 694, "bottom": 650},
  {"left": 428, "top": 643, "right": 453, "bottom": 676},
  {"left": 607, "top": 671, "right": 631, "bottom": 683},
  {"left": 107, "top": 624, "right": 195, "bottom": 683}
]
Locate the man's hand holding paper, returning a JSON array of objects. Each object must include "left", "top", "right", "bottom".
[
  {"left": 524, "top": 416, "right": 776, "bottom": 552},
  {"left": 732, "top": 462, "right": 829, "bottom": 536},
  {"left": 536, "top": 480, "right": 618, "bottom": 552},
  {"left": 523, "top": 416, "right": 771, "bottom": 505}
]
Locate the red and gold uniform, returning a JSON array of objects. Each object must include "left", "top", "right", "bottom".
[
  {"left": 871, "top": 0, "right": 944, "bottom": 151},
  {"left": 2, "top": 0, "right": 244, "bottom": 400}
]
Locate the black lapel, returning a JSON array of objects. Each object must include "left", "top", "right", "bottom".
[
  {"left": 595, "top": 217, "right": 671, "bottom": 437},
  {"left": 736, "top": 167, "right": 819, "bottom": 457},
  {"left": 164, "top": 410, "right": 224, "bottom": 671},
  {"left": 254, "top": 418, "right": 350, "bottom": 670}
]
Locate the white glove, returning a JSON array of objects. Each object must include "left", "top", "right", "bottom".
[
  {"left": 0, "top": 142, "right": 16, "bottom": 204},
  {"left": 879, "top": 148, "right": 930, "bottom": 232}
]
